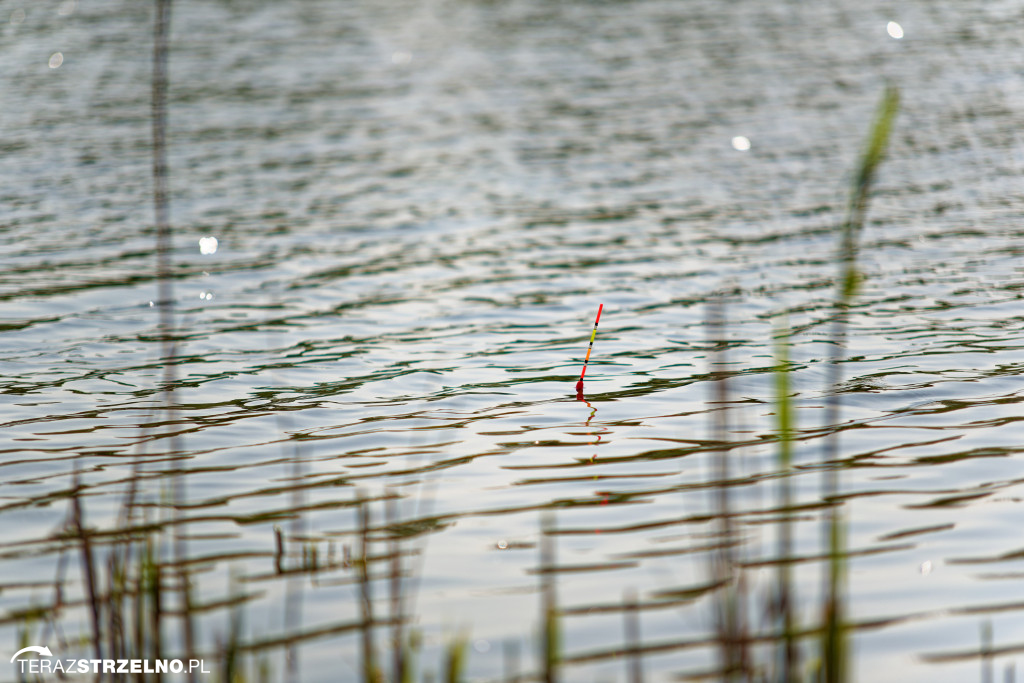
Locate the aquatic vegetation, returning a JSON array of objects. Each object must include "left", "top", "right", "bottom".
[
  {"left": 820, "top": 85, "right": 899, "bottom": 683},
  {"left": 773, "top": 319, "right": 798, "bottom": 682},
  {"left": 540, "top": 512, "right": 561, "bottom": 683}
]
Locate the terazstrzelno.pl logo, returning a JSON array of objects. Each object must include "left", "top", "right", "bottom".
[{"left": 11, "top": 646, "right": 210, "bottom": 675}]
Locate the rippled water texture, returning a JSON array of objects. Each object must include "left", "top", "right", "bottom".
[{"left": 4, "top": 0, "right": 1024, "bottom": 681}]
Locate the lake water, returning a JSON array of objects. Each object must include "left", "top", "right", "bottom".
[{"left": 4, "top": 0, "right": 1024, "bottom": 681}]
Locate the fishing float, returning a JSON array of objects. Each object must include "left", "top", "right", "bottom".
[{"left": 575, "top": 303, "right": 604, "bottom": 395}]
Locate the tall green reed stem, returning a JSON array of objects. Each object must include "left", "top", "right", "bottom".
[
  {"left": 386, "top": 491, "right": 408, "bottom": 683},
  {"left": 773, "top": 321, "right": 798, "bottom": 681},
  {"left": 71, "top": 470, "right": 103, "bottom": 664},
  {"left": 707, "top": 299, "right": 748, "bottom": 681},
  {"left": 821, "top": 86, "right": 899, "bottom": 683},
  {"left": 624, "top": 589, "right": 643, "bottom": 683},
  {"left": 540, "top": 512, "right": 560, "bottom": 683},
  {"left": 151, "top": 0, "right": 196, "bottom": 675},
  {"left": 358, "top": 499, "right": 381, "bottom": 682}
]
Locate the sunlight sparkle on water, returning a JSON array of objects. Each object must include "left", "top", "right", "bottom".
[
  {"left": 887, "top": 21, "right": 904, "bottom": 39},
  {"left": 48, "top": 52, "right": 63, "bottom": 69},
  {"left": 199, "top": 236, "right": 219, "bottom": 255},
  {"left": 731, "top": 135, "right": 751, "bottom": 151}
]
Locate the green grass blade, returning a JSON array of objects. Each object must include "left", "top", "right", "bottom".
[
  {"left": 839, "top": 86, "right": 900, "bottom": 302},
  {"left": 774, "top": 320, "right": 798, "bottom": 681}
]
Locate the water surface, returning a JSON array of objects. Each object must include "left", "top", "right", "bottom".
[{"left": 3, "top": 0, "right": 1024, "bottom": 681}]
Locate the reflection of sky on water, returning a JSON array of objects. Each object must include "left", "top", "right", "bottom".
[{"left": 2, "top": 0, "right": 1024, "bottom": 679}]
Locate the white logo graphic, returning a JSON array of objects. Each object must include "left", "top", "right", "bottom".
[
  {"left": 10, "top": 646, "right": 52, "bottom": 662},
  {"left": 10, "top": 646, "right": 209, "bottom": 675}
]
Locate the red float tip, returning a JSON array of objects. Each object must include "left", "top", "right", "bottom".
[{"left": 575, "top": 380, "right": 584, "bottom": 393}]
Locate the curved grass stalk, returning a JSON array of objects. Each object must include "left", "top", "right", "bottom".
[{"left": 821, "top": 86, "right": 900, "bottom": 683}]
